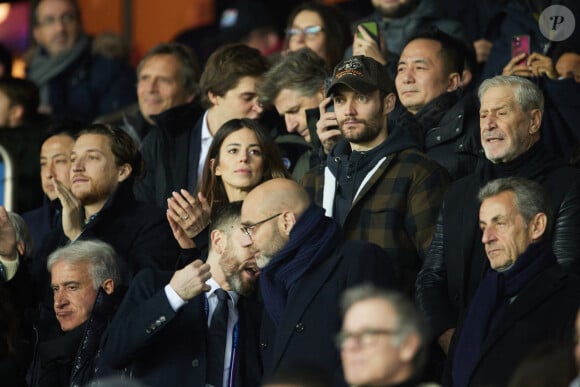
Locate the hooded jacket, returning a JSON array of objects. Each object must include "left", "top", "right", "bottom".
[{"left": 302, "top": 126, "right": 449, "bottom": 293}]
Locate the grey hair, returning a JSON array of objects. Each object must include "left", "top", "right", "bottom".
[
  {"left": 47, "top": 239, "right": 121, "bottom": 289},
  {"left": 7, "top": 211, "right": 33, "bottom": 256},
  {"left": 478, "top": 75, "right": 544, "bottom": 114},
  {"left": 478, "top": 177, "right": 552, "bottom": 230},
  {"left": 340, "top": 284, "right": 429, "bottom": 375},
  {"left": 136, "top": 42, "right": 201, "bottom": 98},
  {"left": 258, "top": 48, "right": 328, "bottom": 108}
]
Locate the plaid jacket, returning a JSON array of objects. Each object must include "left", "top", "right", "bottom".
[{"left": 301, "top": 146, "right": 450, "bottom": 292}]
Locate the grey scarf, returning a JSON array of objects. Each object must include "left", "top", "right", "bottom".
[{"left": 27, "top": 34, "right": 90, "bottom": 104}]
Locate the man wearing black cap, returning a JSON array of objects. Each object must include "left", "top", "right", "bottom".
[{"left": 303, "top": 55, "right": 449, "bottom": 294}]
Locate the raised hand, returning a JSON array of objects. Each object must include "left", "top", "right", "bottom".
[
  {"left": 353, "top": 25, "right": 387, "bottom": 65},
  {"left": 52, "top": 177, "right": 83, "bottom": 240},
  {"left": 527, "top": 52, "right": 558, "bottom": 79},
  {"left": 316, "top": 96, "right": 342, "bottom": 155},
  {"left": 167, "top": 190, "right": 211, "bottom": 249},
  {"left": 0, "top": 206, "right": 17, "bottom": 260},
  {"left": 502, "top": 53, "right": 533, "bottom": 77},
  {"left": 169, "top": 259, "right": 212, "bottom": 301}
]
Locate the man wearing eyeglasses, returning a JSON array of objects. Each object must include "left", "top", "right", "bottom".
[
  {"left": 338, "top": 284, "right": 428, "bottom": 387},
  {"left": 27, "top": 0, "right": 136, "bottom": 122},
  {"left": 240, "top": 178, "right": 398, "bottom": 386}
]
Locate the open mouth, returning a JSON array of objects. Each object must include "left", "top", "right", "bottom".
[{"left": 243, "top": 264, "right": 261, "bottom": 279}]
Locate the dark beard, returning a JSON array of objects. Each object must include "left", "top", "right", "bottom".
[{"left": 376, "top": 0, "right": 418, "bottom": 19}]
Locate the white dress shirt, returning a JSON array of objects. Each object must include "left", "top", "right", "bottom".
[{"left": 165, "top": 277, "right": 239, "bottom": 387}]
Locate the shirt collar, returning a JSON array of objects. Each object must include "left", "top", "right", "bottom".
[
  {"left": 201, "top": 110, "right": 212, "bottom": 143},
  {"left": 206, "top": 276, "right": 240, "bottom": 305}
]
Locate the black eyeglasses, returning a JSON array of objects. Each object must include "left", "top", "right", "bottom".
[
  {"left": 335, "top": 328, "right": 398, "bottom": 348},
  {"left": 240, "top": 213, "right": 282, "bottom": 241},
  {"left": 286, "top": 25, "right": 324, "bottom": 40}
]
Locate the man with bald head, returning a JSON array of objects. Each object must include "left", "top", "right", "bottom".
[{"left": 240, "top": 178, "right": 399, "bottom": 386}]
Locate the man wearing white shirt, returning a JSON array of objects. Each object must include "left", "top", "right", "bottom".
[{"left": 97, "top": 201, "right": 263, "bottom": 387}]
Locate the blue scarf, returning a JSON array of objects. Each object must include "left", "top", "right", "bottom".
[
  {"left": 259, "top": 203, "right": 341, "bottom": 326},
  {"left": 452, "top": 240, "right": 556, "bottom": 387}
]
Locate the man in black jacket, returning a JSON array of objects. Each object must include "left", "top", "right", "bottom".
[
  {"left": 446, "top": 177, "right": 580, "bottom": 387},
  {"left": 98, "top": 202, "right": 262, "bottom": 387},
  {"left": 35, "top": 124, "right": 179, "bottom": 291},
  {"left": 27, "top": 0, "right": 135, "bottom": 122},
  {"left": 416, "top": 75, "right": 580, "bottom": 357},
  {"left": 395, "top": 28, "right": 483, "bottom": 180},
  {"left": 135, "top": 44, "right": 269, "bottom": 209},
  {"left": 28, "top": 240, "right": 123, "bottom": 387},
  {"left": 241, "top": 178, "right": 399, "bottom": 385}
]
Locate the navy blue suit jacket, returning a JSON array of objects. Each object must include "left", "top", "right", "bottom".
[{"left": 98, "top": 268, "right": 262, "bottom": 387}]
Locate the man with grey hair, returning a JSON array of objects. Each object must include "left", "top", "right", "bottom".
[
  {"left": 338, "top": 284, "right": 428, "bottom": 386},
  {"left": 416, "top": 75, "right": 580, "bottom": 357},
  {"left": 446, "top": 177, "right": 580, "bottom": 387},
  {"left": 258, "top": 48, "right": 337, "bottom": 181},
  {"left": 28, "top": 239, "right": 123, "bottom": 387},
  {"left": 117, "top": 42, "right": 201, "bottom": 143}
]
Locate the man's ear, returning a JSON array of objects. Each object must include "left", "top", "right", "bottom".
[
  {"left": 8, "top": 104, "right": 24, "bottom": 127},
  {"left": 446, "top": 72, "right": 461, "bottom": 92},
  {"left": 529, "top": 212, "right": 547, "bottom": 241},
  {"left": 117, "top": 163, "right": 132, "bottom": 182},
  {"left": 382, "top": 92, "right": 396, "bottom": 116},
  {"left": 101, "top": 278, "right": 115, "bottom": 295},
  {"left": 208, "top": 91, "right": 220, "bottom": 106},
  {"left": 210, "top": 229, "right": 225, "bottom": 254},
  {"left": 280, "top": 211, "right": 297, "bottom": 237},
  {"left": 16, "top": 240, "right": 25, "bottom": 257},
  {"left": 399, "top": 333, "right": 421, "bottom": 363},
  {"left": 528, "top": 109, "right": 542, "bottom": 135}
]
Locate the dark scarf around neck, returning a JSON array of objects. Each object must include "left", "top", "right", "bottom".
[
  {"left": 452, "top": 240, "right": 556, "bottom": 387},
  {"left": 259, "top": 204, "right": 341, "bottom": 326}
]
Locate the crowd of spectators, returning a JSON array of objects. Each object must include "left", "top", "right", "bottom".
[{"left": 1, "top": 0, "right": 580, "bottom": 386}]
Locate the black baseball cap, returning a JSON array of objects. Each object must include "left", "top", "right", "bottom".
[{"left": 326, "top": 55, "right": 394, "bottom": 96}]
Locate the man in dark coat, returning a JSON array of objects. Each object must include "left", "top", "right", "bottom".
[
  {"left": 135, "top": 44, "right": 269, "bottom": 209},
  {"left": 240, "top": 178, "right": 400, "bottom": 386},
  {"left": 27, "top": 240, "right": 124, "bottom": 387},
  {"left": 26, "top": 0, "right": 135, "bottom": 122},
  {"left": 34, "top": 124, "right": 180, "bottom": 296},
  {"left": 416, "top": 75, "right": 580, "bottom": 356},
  {"left": 445, "top": 177, "right": 580, "bottom": 387},
  {"left": 98, "top": 202, "right": 262, "bottom": 387}
]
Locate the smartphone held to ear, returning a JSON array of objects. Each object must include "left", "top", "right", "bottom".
[
  {"left": 357, "top": 21, "right": 380, "bottom": 47},
  {"left": 511, "top": 35, "right": 530, "bottom": 66}
]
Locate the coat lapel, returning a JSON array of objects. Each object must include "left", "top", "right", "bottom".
[
  {"left": 269, "top": 251, "right": 342, "bottom": 370},
  {"left": 475, "top": 267, "right": 565, "bottom": 365}
]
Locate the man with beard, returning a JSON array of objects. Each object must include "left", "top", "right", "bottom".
[
  {"left": 97, "top": 202, "right": 262, "bottom": 387},
  {"left": 34, "top": 124, "right": 179, "bottom": 294},
  {"left": 303, "top": 56, "right": 449, "bottom": 294},
  {"left": 240, "top": 178, "right": 398, "bottom": 386}
]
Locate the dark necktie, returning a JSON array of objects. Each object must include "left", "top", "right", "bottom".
[{"left": 207, "top": 288, "right": 229, "bottom": 387}]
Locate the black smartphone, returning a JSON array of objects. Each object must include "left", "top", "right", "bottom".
[{"left": 324, "top": 77, "right": 335, "bottom": 113}]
